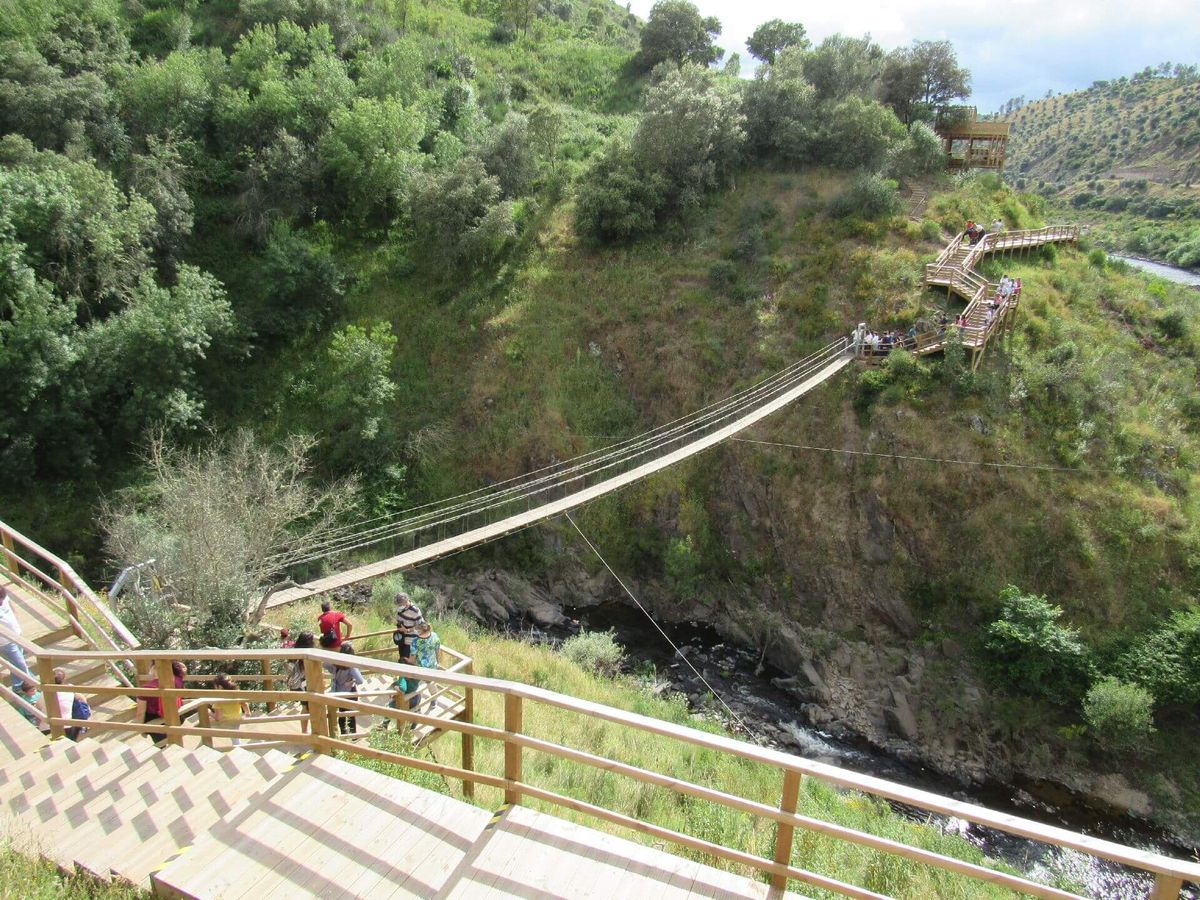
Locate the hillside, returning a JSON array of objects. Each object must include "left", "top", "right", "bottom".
[{"left": 1002, "top": 67, "right": 1200, "bottom": 265}]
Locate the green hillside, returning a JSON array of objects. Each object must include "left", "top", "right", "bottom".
[{"left": 1003, "top": 66, "right": 1200, "bottom": 265}]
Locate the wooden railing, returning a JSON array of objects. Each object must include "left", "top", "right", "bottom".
[
  {"left": 19, "top": 642, "right": 1200, "bottom": 900},
  {"left": 1, "top": 518, "right": 139, "bottom": 688}
]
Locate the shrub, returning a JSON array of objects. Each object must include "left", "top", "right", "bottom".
[
  {"left": 562, "top": 630, "right": 625, "bottom": 677},
  {"left": 1119, "top": 608, "right": 1200, "bottom": 706},
  {"left": 920, "top": 219, "right": 942, "bottom": 242},
  {"left": 1083, "top": 677, "right": 1155, "bottom": 753},
  {"left": 1087, "top": 248, "right": 1107, "bottom": 269},
  {"left": 708, "top": 260, "right": 738, "bottom": 294},
  {"left": 982, "top": 585, "right": 1093, "bottom": 705},
  {"left": 829, "top": 173, "right": 901, "bottom": 220}
]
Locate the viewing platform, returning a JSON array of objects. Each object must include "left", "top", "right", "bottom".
[{"left": 935, "top": 106, "right": 1011, "bottom": 170}]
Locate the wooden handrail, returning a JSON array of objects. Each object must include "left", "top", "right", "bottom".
[{"left": 20, "top": 641, "right": 1200, "bottom": 896}]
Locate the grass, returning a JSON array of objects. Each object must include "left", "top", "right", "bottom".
[
  {"left": 0, "top": 840, "right": 147, "bottom": 899},
  {"left": 293, "top": 602, "right": 1035, "bottom": 899}
]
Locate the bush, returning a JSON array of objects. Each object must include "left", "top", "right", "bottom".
[
  {"left": 562, "top": 630, "right": 625, "bottom": 677},
  {"left": 829, "top": 173, "right": 901, "bottom": 220},
  {"left": 1083, "top": 677, "right": 1155, "bottom": 753},
  {"left": 1087, "top": 248, "right": 1107, "bottom": 269},
  {"left": 982, "top": 585, "right": 1093, "bottom": 705},
  {"left": 920, "top": 219, "right": 942, "bottom": 242},
  {"left": 1119, "top": 608, "right": 1200, "bottom": 706},
  {"left": 708, "top": 260, "right": 738, "bottom": 294}
]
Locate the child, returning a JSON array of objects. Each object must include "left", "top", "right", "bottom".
[
  {"left": 211, "top": 673, "right": 249, "bottom": 746},
  {"left": 330, "top": 643, "right": 364, "bottom": 735},
  {"left": 52, "top": 667, "right": 91, "bottom": 741},
  {"left": 287, "top": 632, "right": 314, "bottom": 734},
  {"left": 406, "top": 621, "right": 442, "bottom": 713}
]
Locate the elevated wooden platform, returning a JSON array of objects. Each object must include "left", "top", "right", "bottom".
[{"left": 935, "top": 106, "right": 1010, "bottom": 170}]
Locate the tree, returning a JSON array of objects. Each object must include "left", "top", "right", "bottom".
[
  {"left": 574, "top": 140, "right": 667, "bottom": 243},
  {"left": 884, "top": 121, "right": 945, "bottom": 179},
  {"left": 406, "top": 156, "right": 515, "bottom": 272},
  {"left": 632, "top": 63, "right": 745, "bottom": 210},
  {"left": 743, "top": 46, "right": 818, "bottom": 161},
  {"left": 881, "top": 40, "right": 970, "bottom": 124},
  {"left": 634, "top": 0, "right": 722, "bottom": 72},
  {"left": 103, "top": 431, "right": 358, "bottom": 647},
  {"left": 746, "top": 19, "right": 807, "bottom": 65},
  {"left": 318, "top": 95, "right": 425, "bottom": 219},
  {"left": 801, "top": 34, "right": 883, "bottom": 102},
  {"left": 1119, "top": 608, "right": 1200, "bottom": 707},
  {"left": 983, "top": 585, "right": 1093, "bottom": 705},
  {"left": 296, "top": 321, "right": 399, "bottom": 472},
  {"left": 816, "top": 95, "right": 904, "bottom": 170},
  {"left": 477, "top": 111, "right": 536, "bottom": 198}
]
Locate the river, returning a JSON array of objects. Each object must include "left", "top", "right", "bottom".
[
  {"left": 560, "top": 600, "right": 1199, "bottom": 899},
  {"left": 1109, "top": 255, "right": 1200, "bottom": 287}
]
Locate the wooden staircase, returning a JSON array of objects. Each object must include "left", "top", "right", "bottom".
[{"left": 1, "top": 698, "right": 796, "bottom": 898}]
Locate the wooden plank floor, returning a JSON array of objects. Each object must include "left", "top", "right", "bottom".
[{"left": 438, "top": 805, "right": 806, "bottom": 899}]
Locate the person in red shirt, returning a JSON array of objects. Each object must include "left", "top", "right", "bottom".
[{"left": 317, "top": 600, "right": 352, "bottom": 649}]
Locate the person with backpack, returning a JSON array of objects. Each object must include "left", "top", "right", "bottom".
[
  {"left": 328, "top": 643, "right": 364, "bottom": 735},
  {"left": 51, "top": 667, "right": 91, "bottom": 740},
  {"left": 317, "top": 600, "right": 352, "bottom": 650}
]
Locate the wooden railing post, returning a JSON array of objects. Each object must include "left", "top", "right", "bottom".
[
  {"left": 1151, "top": 875, "right": 1183, "bottom": 900},
  {"left": 1, "top": 530, "right": 16, "bottom": 574},
  {"left": 304, "top": 658, "right": 330, "bottom": 750},
  {"left": 261, "top": 659, "right": 275, "bottom": 713},
  {"left": 504, "top": 693, "right": 523, "bottom": 805},
  {"left": 58, "top": 567, "right": 84, "bottom": 640},
  {"left": 462, "top": 660, "right": 475, "bottom": 800},
  {"left": 771, "top": 770, "right": 802, "bottom": 890},
  {"left": 156, "top": 658, "right": 181, "bottom": 746},
  {"left": 36, "top": 657, "right": 65, "bottom": 740},
  {"left": 198, "top": 705, "right": 213, "bottom": 748}
]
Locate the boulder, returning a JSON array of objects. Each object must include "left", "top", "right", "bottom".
[{"left": 885, "top": 688, "right": 919, "bottom": 741}]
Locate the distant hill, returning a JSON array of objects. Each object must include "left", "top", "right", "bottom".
[
  {"left": 1003, "top": 69, "right": 1200, "bottom": 187},
  {"left": 1001, "top": 68, "right": 1200, "bottom": 265}
]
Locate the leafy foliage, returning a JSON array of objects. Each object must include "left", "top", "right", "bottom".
[
  {"left": 634, "top": 0, "right": 722, "bottom": 71},
  {"left": 982, "top": 586, "right": 1093, "bottom": 705},
  {"left": 1119, "top": 609, "right": 1200, "bottom": 707},
  {"left": 745, "top": 19, "right": 807, "bottom": 65},
  {"left": 561, "top": 629, "right": 625, "bottom": 677},
  {"left": 1083, "top": 677, "right": 1155, "bottom": 753}
]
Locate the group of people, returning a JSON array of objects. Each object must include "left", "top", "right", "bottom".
[
  {"left": 858, "top": 326, "right": 921, "bottom": 357},
  {"left": 282, "top": 593, "right": 441, "bottom": 737},
  {"left": 964, "top": 218, "right": 1005, "bottom": 245}
]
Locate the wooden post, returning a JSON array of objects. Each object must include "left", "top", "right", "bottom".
[
  {"left": 37, "top": 657, "right": 64, "bottom": 740},
  {"left": 462, "top": 661, "right": 475, "bottom": 800},
  {"left": 1150, "top": 875, "right": 1183, "bottom": 900},
  {"left": 198, "top": 706, "right": 213, "bottom": 748},
  {"left": 504, "top": 693, "right": 523, "bottom": 805},
  {"left": 304, "top": 658, "right": 330, "bottom": 750},
  {"left": 771, "top": 770, "right": 802, "bottom": 890},
  {"left": 1, "top": 531, "right": 16, "bottom": 574},
  {"left": 57, "top": 566, "right": 84, "bottom": 639},
  {"left": 156, "top": 658, "right": 181, "bottom": 746},
  {"left": 261, "top": 659, "right": 275, "bottom": 713}
]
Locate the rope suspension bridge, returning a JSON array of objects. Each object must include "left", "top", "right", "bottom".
[{"left": 269, "top": 225, "right": 1080, "bottom": 609}]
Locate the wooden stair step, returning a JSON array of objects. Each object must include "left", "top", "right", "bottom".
[
  {"left": 0, "top": 697, "right": 48, "bottom": 763},
  {"left": 110, "top": 747, "right": 301, "bottom": 887},
  {"left": 151, "top": 755, "right": 490, "bottom": 899}
]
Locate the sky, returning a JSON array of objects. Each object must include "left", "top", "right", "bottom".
[{"left": 626, "top": 0, "right": 1200, "bottom": 112}]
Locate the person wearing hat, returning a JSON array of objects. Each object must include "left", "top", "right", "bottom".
[
  {"left": 391, "top": 592, "right": 425, "bottom": 662},
  {"left": 404, "top": 620, "right": 441, "bottom": 713}
]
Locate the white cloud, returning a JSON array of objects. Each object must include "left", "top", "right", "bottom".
[{"left": 627, "top": 0, "right": 1200, "bottom": 111}]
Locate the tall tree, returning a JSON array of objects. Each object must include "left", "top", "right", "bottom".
[
  {"left": 881, "top": 39, "right": 970, "bottom": 124},
  {"left": 801, "top": 34, "right": 884, "bottom": 102},
  {"left": 745, "top": 19, "right": 807, "bottom": 65},
  {"left": 634, "top": 0, "right": 722, "bottom": 72}
]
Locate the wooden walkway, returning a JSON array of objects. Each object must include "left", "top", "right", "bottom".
[
  {"left": 0, "top": 705, "right": 803, "bottom": 898},
  {"left": 856, "top": 225, "right": 1080, "bottom": 371}
]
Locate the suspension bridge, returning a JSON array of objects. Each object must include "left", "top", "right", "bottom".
[{"left": 267, "top": 224, "right": 1079, "bottom": 609}]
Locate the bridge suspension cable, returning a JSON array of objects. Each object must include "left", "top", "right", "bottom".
[{"left": 273, "top": 340, "right": 849, "bottom": 570}]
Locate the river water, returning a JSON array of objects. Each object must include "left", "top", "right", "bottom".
[
  {"left": 1109, "top": 255, "right": 1200, "bottom": 287},
  {"left": 558, "top": 601, "right": 1199, "bottom": 899}
]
